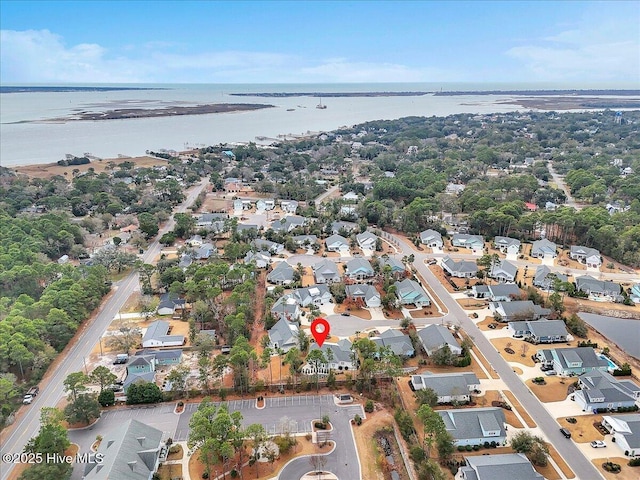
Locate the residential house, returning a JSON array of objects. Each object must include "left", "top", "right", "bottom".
[
  {"left": 186, "top": 234, "right": 203, "bottom": 247},
  {"left": 244, "top": 251, "right": 271, "bottom": 269},
  {"left": 83, "top": 419, "right": 164, "bottom": 480},
  {"left": 331, "top": 221, "right": 358, "bottom": 235},
  {"left": 325, "top": 234, "right": 350, "bottom": 254},
  {"left": 493, "top": 236, "right": 521, "bottom": 255},
  {"left": 574, "top": 370, "right": 640, "bottom": 412},
  {"left": 356, "top": 231, "right": 378, "bottom": 251},
  {"left": 344, "top": 258, "right": 375, "bottom": 281},
  {"left": 489, "top": 301, "right": 551, "bottom": 322},
  {"left": 312, "top": 259, "right": 342, "bottom": 284},
  {"left": 536, "top": 347, "right": 609, "bottom": 376},
  {"left": 178, "top": 254, "right": 193, "bottom": 270},
  {"left": 472, "top": 284, "right": 522, "bottom": 301},
  {"left": 533, "top": 266, "right": 567, "bottom": 290},
  {"left": 342, "top": 191, "right": 360, "bottom": 202},
  {"left": 531, "top": 239, "right": 557, "bottom": 259},
  {"left": 602, "top": 414, "right": 640, "bottom": 456},
  {"left": 271, "top": 215, "right": 308, "bottom": 233},
  {"left": 410, "top": 372, "right": 480, "bottom": 404},
  {"left": 438, "top": 407, "right": 506, "bottom": 447},
  {"left": 302, "top": 339, "right": 356, "bottom": 374},
  {"left": 195, "top": 212, "right": 228, "bottom": 229},
  {"left": 570, "top": 245, "right": 602, "bottom": 268},
  {"left": 420, "top": 229, "right": 444, "bottom": 248},
  {"left": 372, "top": 329, "right": 415, "bottom": 358},
  {"left": 123, "top": 356, "right": 156, "bottom": 392},
  {"left": 451, "top": 234, "right": 485, "bottom": 251},
  {"left": 575, "top": 275, "right": 621, "bottom": 300},
  {"left": 394, "top": 279, "right": 431, "bottom": 308},
  {"left": 417, "top": 325, "right": 462, "bottom": 356},
  {"left": 256, "top": 199, "right": 275, "bottom": 211},
  {"left": 268, "top": 318, "right": 300, "bottom": 352},
  {"left": 142, "top": 321, "right": 185, "bottom": 349},
  {"left": 195, "top": 243, "right": 216, "bottom": 260},
  {"left": 442, "top": 256, "right": 478, "bottom": 278},
  {"left": 508, "top": 320, "right": 569, "bottom": 343},
  {"left": 292, "top": 234, "right": 318, "bottom": 248},
  {"left": 267, "top": 262, "right": 296, "bottom": 285},
  {"left": 292, "top": 285, "right": 333, "bottom": 306},
  {"left": 134, "top": 349, "right": 182, "bottom": 367},
  {"left": 489, "top": 259, "right": 518, "bottom": 283},
  {"left": 457, "top": 453, "right": 543, "bottom": 480},
  {"left": 345, "top": 284, "right": 381, "bottom": 308},
  {"left": 236, "top": 223, "right": 259, "bottom": 235},
  {"left": 252, "top": 238, "right": 285, "bottom": 255},
  {"left": 379, "top": 256, "right": 406, "bottom": 277},
  {"left": 631, "top": 284, "right": 640, "bottom": 304},
  {"left": 446, "top": 183, "right": 466, "bottom": 195},
  {"left": 156, "top": 293, "right": 186, "bottom": 317},
  {"left": 280, "top": 200, "right": 299, "bottom": 214},
  {"left": 271, "top": 296, "right": 301, "bottom": 322}
]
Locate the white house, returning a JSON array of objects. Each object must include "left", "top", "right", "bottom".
[
  {"left": 420, "top": 229, "right": 443, "bottom": 248},
  {"left": 602, "top": 414, "right": 640, "bottom": 456},
  {"left": 417, "top": 325, "right": 462, "bottom": 356},
  {"left": 570, "top": 245, "right": 602, "bottom": 268},
  {"left": 531, "top": 239, "right": 557, "bottom": 259},
  {"left": 493, "top": 236, "right": 521, "bottom": 255},
  {"left": 302, "top": 339, "right": 356, "bottom": 374},
  {"left": 410, "top": 372, "right": 480, "bottom": 404},
  {"left": 312, "top": 259, "right": 342, "bottom": 284},
  {"left": 268, "top": 318, "right": 299, "bottom": 352},
  {"left": 345, "top": 284, "right": 381, "bottom": 308},
  {"left": 244, "top": 251, "right": 271, "bottom": 269},
  {"left": 356, "top": 231, "right": 378, "bottom": 251},
  {"left": 457, "top": 454, "right": 543, "bottom": 480},
  {"left": 442, "top": 256, "right": 478, "bottom": 278},
  {"left": 489, "top": 260, "right": 518, "bottom": 283},
  {"left": 344, "top": 257, "right": 375, "bottom": 280},
  {"left": 439, "top": 408, "right": 506, "bottom": 447},
  {"left": 325, "top": 234, "right": 350, "bottom": 253},
  {"left": 292, "top": 285, "right": 333, "bottom": 306},
  {"left": 451, "top": 234, "right": 484, "bottom": 251},
  {"left": 142, "top": 321, "right": 185, "bottom": 348}
]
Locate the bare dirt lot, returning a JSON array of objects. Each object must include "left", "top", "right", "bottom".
[
  {"left": 558, "top": 414, "right": 604, "bottom": 443},
  {"left": 592, "top": 457, "right": 639, "bottom": 480},
  {"left": 526, "top": 376, "right": 572, "bottom": 403}
]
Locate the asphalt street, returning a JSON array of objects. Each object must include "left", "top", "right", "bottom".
[{"left": 0, "top": 179, "right": 209, "bottom": 480}]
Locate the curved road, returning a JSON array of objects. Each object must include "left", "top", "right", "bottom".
[{"left": 0, "top": 179, "right": 209, "bottom": 480}]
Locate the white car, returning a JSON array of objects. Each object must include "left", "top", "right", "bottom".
[{"left": 590, "top": 440, "right": 606, "bottom": 448}]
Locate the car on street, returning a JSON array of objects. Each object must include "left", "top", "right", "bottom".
[
  {"left": 560, "top": 428, "right": 572, "bottom": 438},
  {"left": 341, "top": 312, "right": 351, "bottom": 316},
  {"left": 590, "top": 440, "right": 606, "bottom": 448}
]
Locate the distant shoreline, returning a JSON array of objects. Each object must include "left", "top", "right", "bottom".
[
  {"left": 231, "top": 89, "right": 640, "bottom": 98},
  {"left": 0, "top": 86, "right": 165, "bottom": 94}
]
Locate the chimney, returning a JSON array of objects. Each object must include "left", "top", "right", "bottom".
[{"left": 136, "top": 436, "right": 146, "bottom": 446}]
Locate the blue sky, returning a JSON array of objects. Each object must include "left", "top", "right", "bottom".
[{"left": 1, "top": 0, "right": 638, "bottom": 84}]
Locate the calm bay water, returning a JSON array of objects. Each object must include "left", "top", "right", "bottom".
[
  {"left": 0, "top": 82, "right": 566, "bottom": 167},
  {"left": 579, "top": 313, "right": 640, "bottom": 359}
]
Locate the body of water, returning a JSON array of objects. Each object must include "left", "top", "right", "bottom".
[
  {"left": 3, "top": 82, "right": 632, "bottom": 167},
  {"left": 579, "top": 312, "right": 640, "bottom": 360}
]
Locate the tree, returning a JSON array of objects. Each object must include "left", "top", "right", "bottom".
[
  {"left": 430, "top": 345, "right": 455, "bottom": 366},
  {"left": 306, "top": 349, "right": 327, "bottom": 392},
  {"left": 98, "top": 389, "right": 115, "bottom": 407},
  {"left": 63, "top": 372, "right": 89, "bottom": 403},
  {"left": 138, "top": 212, "right": 159, "bottom": 239},
  {"left": 309, "top": 455, "right": 327, "bottom": 476},
  {"left": 105, "top": 319, "right": 142, "bottom": 353},
  {"left": 510, "top": 431, "right": 549, "bottom": 466},
  {"left": 126, "top": 382, "right": 163, "bottom": 404},
  {"left": 246, "top": 423, "right": 268, "bottom": 477},
  {"left": 415, "top": 387, "right": 438, "bottom": 407},
  {"left": 167, "top": 364, "right": 191, "bottom": 398},
  {"left": 90, "top": 366, "right": 117, "bottom": 393},
  {"left": 21, "top": 408, "right": 72, "bottom": 480},
  {"left": 285, "top": 347, "right": 303, "bottom": 389},
  {"left": 64, "top": 393, "right": 101, "bottom": 425}
]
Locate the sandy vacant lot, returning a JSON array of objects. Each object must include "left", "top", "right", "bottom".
[{"left": 558, "top": 414, "right": 604, "bottom": 443}]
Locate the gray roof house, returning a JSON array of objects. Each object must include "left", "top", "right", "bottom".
[
  {"left": 134, "top": 349, "right": 182, "bottom": 366},
  {"left": 458, "top": 453, "right": 543, "bottom": 480},
  {"left": 302, "top": 339, "right": 356, "bottom": 374},
  {"left": 379, "top": 256, "right": 406, "bottom": 276},
  {"left": 420, "top": 229, "right": 444, "bottom": 248},
  {"left": 372, "top": 329, "right": 415, "bottom": 358},
  {"left": 244, "top": 250, "right": 271, "bottom": 268},
  {"left": 312, "top": 258, "right": 342, "bottom": 284},
  {"left": 195, "top": 243, "right": 216, "bottom": 260},
  {"left": 442, "top": 256, "right": 478, "bottom": 278},
  {"left": 536, "top": 346, "right": 609, "bottom": 376},
  {"left": 438, "top": 407, "right": 506, "bottom": 447},
  {"left": 346, "top": 284, "right": 381, "bottom": 308},
  {"left": 494, "top": 236, "right": 521, "bottom": 255},
  {"left": 570, "top": 245, "right": 602, "bottom": 268},
  {"left": 472, "top": 284, "right": 522, "bottom": 301},
  {"left": 178, "top": 254, "right": 193, "bottom": 270},
  {"left": 196, "top": 212, "right": 229, "bottom": 228},
  {"left": 356, "top": 231, "right": 378, "bottom": 250},
  {"left": 156, "top": 293, "right": 186, "bottom": 316},
  {"left": 292, "top": 234, "right": 319, "bottom": 247},
  {"left": 344, "top": 257, "right": 375, "bottom": 280},
  {"left": 533, "top": 266, "right": 567, "bottom": 290},
  {"left": 280, "top": 200, "right": 299, "bottom": 214},
  {"left": 252, "top": 238, "right": 284, "bottom": 254},
  {"left": 451, "top": 234, "right": 485, "bottom": 251},
  {"left": 575, "top": 275, "right": 620, "bottom": 299},
  {"left": 267, "top": 261, "right": 296, "bottom": 285},
  {"left": 292, "top": 284, "right": 332, "bottom": 306},
  {"left": 142, "top": 321, "right": 185, "bottom": 349},
  {"left": 602, "top": 414, "right": 640, "bottom": 456},
  {"left": 271, "top": 296, "right": 301, "bottom": 322},
  {"left": 83, "top": 419, "right": 164, "bottom": 480},
  {"left": 489, "top": 301, "right": 551, "bottom": 322},
  {"left": 186, "top": 234, "right": 203, "bottom": 247},
  {"left": 489, "top": 260, "right": 518, "bottom": 283},
  {"left": 508, "top": 320, "right": 569, "bottom": 343},
  {"left": 268, "top": 318, "right": 300, "bottom": 352},
  {"left": 270, "top": 215, "right": 308, "bottom": 233},
  {"left": 417, "top": 325, "right": 462, "bottom": 356},
  {"left": 575, "top": 370, "right": 640, "bottom": 413},
  {"left": 325, "top": 234, "right": 350, "bottom": 253},
  {"left": 410, "top": 372, "right": 480, "bottom": 404},
  {"left": 531, "top": 239, "right": 557, "bottom": 258},
  {"left": 331, "top": 221, "right": 359, "bottom": 235},
  {"left": 394, "top": 279, "right": 431, "bottom": 307}
]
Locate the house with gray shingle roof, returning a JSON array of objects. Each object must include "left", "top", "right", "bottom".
[
  {"left": 451, "top": 234, "right": 485, "bottom": 251},
  {"left": 458, "top": 453, "right": 543, "bottom": 480},
  {"left": 292, "top": 285, "right": 332, "bottom": 306},
  {"left": 575, "top": 370, "right": 640, "bottom": 412},
  {"left": 252, "top": 238, "right": 284, "bottom": 254},
  {"left": 280, "top": 200, "right": 299, "bottom": 214},
  {"left": 602, "top": 414, "right": 640, "bottom": 456},
  {"left": 134, "top": 349, "right": 182, "bottom": 366},
  {"left": 356, "top": 231, "right": 378, "bottom": 250},
  {"left": 267, "top": 262, "right": 295, "bottom": 285},
  {"left": 312, "top": 258, "right": 341, "bottom": 284},
  {"left": 244, "top": 250, "right": 271, "bottom": 268},
  {"left": 420, "top": 229, "right": 443, "bottom": 248},
  {"left": 271, "top": 215, "right": 308, "bottom": 233},
  {"left": 536, "top": 346, "right": 609, "bottom": 376},
  {"left": 195, "top": 243, "right": 216, "bottom": 260},
  {"left": 489, "top": 301, "right": 551, "bottom": 322},
  {"left": 442, "top": 256, "right": 478, "bottom": 278},
  {"left": 325, "top": 234, "right": 350, "bottom": 253},
  {"left": 83, "top": 419, "right": 163, "bottom": 480},
  {"left": 268, "top": 318, "right": 299, "bottom": 352},
  {"left": 508, "top": 319, "right": 569, "bottom": 343},
  {"left": 302, "top": 339, "right": 356, "bottom": 374},
  {"left": 533, "top": 266, "right": 567, "bottom": 290},
  {"left": 489, "top": 259, "right": 518, "bottom": 283},
  {"left": 346, "top": 284, "right": 381, "bottom": 308},
  {"left": 438, "top": 407, "right": 506, "bottom": 447},
  {"left": 271, "top": 296, "right": 301, "bottom": 322},
  {"left": 156, "top": 293, "right": 186, "bottom": 316},
  {"left": 417, "top": 325, "right": 461, "bottom": 356},
  {"left": 570, "top": 245, "right": 602, "bottom": 268},
  {"left": 142, "top": 321, "right": 185, "bottom": 348},
  {"left": 394, "top": 279, "right": 431, "bottom": 307},
  {"left": 292, "top": 234, "right": 318, "bottom": 247},
  {"left": 410, "top": 372, "right": 479, "bottom": 404},
  {"left": 494, "top": 236, "right": 521, "bottom": 255},
  {"left": 472, "top": 284, "right": 522, "bottom": 301},
  {"left": 575, "top": 275, "right": 621, "bottom": 300},
  {"left": 531, "top": 239, "right": 557, "bottom": 259},
  {"left": 344, "top": 257, "right": 375, "bottom": 280},
  {"left": 379, "top": 256, "right": 406, "bottom": 276},
  {"left": 331, "top": 221, "right": 359, "bottom": 235},
  {"left": 372, "top": 329, "right": 415, "bottom": 358}
]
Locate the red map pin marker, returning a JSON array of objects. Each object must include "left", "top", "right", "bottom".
[{"left": 311, "top": 318, "right": 330, "bottom": 347}]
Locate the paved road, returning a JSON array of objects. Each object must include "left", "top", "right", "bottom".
[
  {"left": 389, "top": 234, "right": 603, "bottom": 480},
  {"left": 548, "top": 161, "right": 583, "bottom": 211},
  {"left": 0, "top": 179, "right": 209, "bottom": 480}
]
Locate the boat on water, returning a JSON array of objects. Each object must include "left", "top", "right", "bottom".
[
  {"left": 286, "top": 108, "right": 295, "bottom": 111},
  {"left": 316, "top": 97, "right": 327, "bottom": 109}
]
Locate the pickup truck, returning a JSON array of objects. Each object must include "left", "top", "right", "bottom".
[{"left": 23, "top": 386, "right": 39, "bottom": 405}]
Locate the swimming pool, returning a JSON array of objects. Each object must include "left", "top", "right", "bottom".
[{"left": 598, "top": 354, "right": 618, "bottom": 371}]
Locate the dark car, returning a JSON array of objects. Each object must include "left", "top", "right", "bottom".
[
  {"left": 560, "top": 428, "right": 572, "bottom": 438},
  {"left": 341, "top": 312, "right": 351, "bottom": 316}
]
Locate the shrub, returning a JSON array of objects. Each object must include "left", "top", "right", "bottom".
[
  {"left": 314, "top": 422, "right": 326, "bottom": 430},
  {"left": 628, "top": 458, "right": 640, "bottom": 467},
  {"left": 483, "top": 441, "right": 490, "bottom": 448},
  {"left": 472, "top": 445, "right": 480, "bottom": 451},
  {"left": 567, "top": 417, "right": 577, "bottom": 424},
  {"left": 410, "top": 446, "right": 426, "bottom": 462},
  {"left": 353, "top": 414, "right": 362, "bottom": 426},
  {"left": 465, "top": 445, "right": 473, "bottom": 451},
  {"left": 490, "top": 441, "right": 497, "bottom": 448},
  {"left": 457, "top": 445, "right": 466, "bottom": 451},
  {"left": 365, "top": 399, "right": 375, "bottom": 413},
  {"left": 98, "top": 389, "right": 115, "bottom": 407}
]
